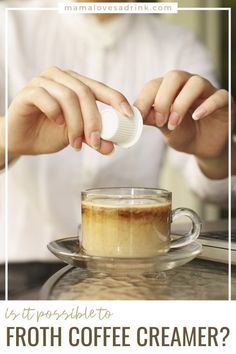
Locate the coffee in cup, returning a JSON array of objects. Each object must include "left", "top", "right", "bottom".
[{"left": 81, "top": 188, "right": 201, "bottom": 258}]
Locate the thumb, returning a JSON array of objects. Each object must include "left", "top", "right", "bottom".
[{"left": 143, "top": 108, "right": 172, "bottom": 138}]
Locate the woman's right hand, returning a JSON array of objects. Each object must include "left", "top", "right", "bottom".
[{"left": 3, "top": 67, "right": 133, "bottom": 157}]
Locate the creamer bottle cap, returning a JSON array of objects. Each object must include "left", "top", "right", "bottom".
[{"left": 100, "top": 106, "right": 143, "bottom": 148}]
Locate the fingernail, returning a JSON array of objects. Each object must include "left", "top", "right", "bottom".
[
  {"left": 73, "top": 137, "right": 82, "bottom": 150},
  {"left": 90, "top": 131, "right": 101, "bottom": 150},
  {"left": 155, "top": 112, "right": 165, "bottom": 127},
  {"left": 55, "top": 115, "right": 65, "bottom": 125},
  {"left": 192, "top": 107, "right": 207, "bottom": 120},
  {"left": 120, "top": 102, "right": 133, "bottom": 117},
  {"left": 168, "top": 123, "right": 176, "bottom": 131},
  {"left": 168, "top": 112, "right": 181, "bottom": 131}
]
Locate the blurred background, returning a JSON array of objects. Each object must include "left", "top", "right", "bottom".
[{"left": 2, "top": 0, "right": 235, "bottom": 221}]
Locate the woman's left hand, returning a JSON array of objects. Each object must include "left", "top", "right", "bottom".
[
  {"left": 134, "top": 70, "right": 229, "bottom": 159},
  {"left": 134, "top": 70, "right": 234, "bottom": 179}
]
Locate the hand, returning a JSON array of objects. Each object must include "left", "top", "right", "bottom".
[
  {"left": 134, "top": 71, "right": 232, "bottom": 179},
  {"left": 2, "top": 67, "right": 133, "bottom": 157}
]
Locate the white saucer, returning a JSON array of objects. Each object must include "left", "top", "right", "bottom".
[{"left": 48, "top": 236, "right": 202, "bottom": 275}]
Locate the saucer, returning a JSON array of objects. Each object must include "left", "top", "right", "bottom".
[{"left": 48, "top": 235, "right": 202, "bottom": 275}]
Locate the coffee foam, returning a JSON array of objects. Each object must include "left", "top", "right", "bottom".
[{"left": 82, "top": 198, "right": 169, "bottom": 208}]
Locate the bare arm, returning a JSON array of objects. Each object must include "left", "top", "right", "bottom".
[{"left": 196, "top": 143, "right": 236, "bottom": 180}]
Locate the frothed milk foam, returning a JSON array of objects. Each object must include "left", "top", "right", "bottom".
[{"left": 81, "top": 198, "right": 171, "bottom": 257}]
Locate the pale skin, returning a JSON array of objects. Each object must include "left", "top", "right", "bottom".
[
  {"left": 0, "top": 68, "right": 131, "bottom": 157},
  {"left": 134, "top": 71, "right": 235, "bottom": 179},
  {"left": 0, "top": 9, "right": 235, "bottom": 180}
]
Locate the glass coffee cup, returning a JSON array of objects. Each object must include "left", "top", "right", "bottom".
[{"left": 81, "top": 188, "right": 202, "bottom": 258}]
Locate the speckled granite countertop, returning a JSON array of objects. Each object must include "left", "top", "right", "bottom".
[{"left": 41, "top": 259, "right": 236, "bottom": 300}]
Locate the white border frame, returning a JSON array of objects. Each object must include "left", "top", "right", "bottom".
[{"left": 4, "top": 4, "right": 232, "bottom": 301}]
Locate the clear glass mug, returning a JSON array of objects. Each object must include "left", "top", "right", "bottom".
[{"left": 81, "top": 188, "right": 202, "bottom": 258}]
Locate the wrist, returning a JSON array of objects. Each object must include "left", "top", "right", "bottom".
[
  {"left": 196, "top": 141, "right": 236, "bottom": 179},
  {"left": 196, "top": 149, "right": 228, "bottom": 180}
]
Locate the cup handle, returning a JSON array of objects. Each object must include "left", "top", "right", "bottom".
[{"left": 170, "top": 208, "right": 202, "bottom": 249}]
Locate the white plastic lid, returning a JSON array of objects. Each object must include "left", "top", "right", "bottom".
[{"left": 100, "top": 106, "right": 143, "bottom": 148}]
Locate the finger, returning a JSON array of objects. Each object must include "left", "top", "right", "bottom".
[
  {"left": 192, "top": 89, "right": 228, "bottom": 120},
  {"left": 133, "top": 79, "right": 162, "bottom": 123},
  {"left": 81, "top": 136, "right": 114, "bottom": 155},
  {"left": 28, "top": 76, "right": 84, "bottom": 149},
  {"left": 17, "top": 87, "right": 64, "bottom": 125},
  {"left": 41, "top": 68, "right": 103, "bottom": 151},
  {"left": 142, "top": 109, "right": 156, "bottom": 126},
  {"left": 167, "top": 75, "right": 214, "bottom": 130},
  {"left": 66, "top": 70, "right": 133, "bottom": 117},
  {"left": 153, "top": 70, "right": 191, "bottom": 127},
  {"left": 99, "top": 139, "right": 115, "bottom": 155}
]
